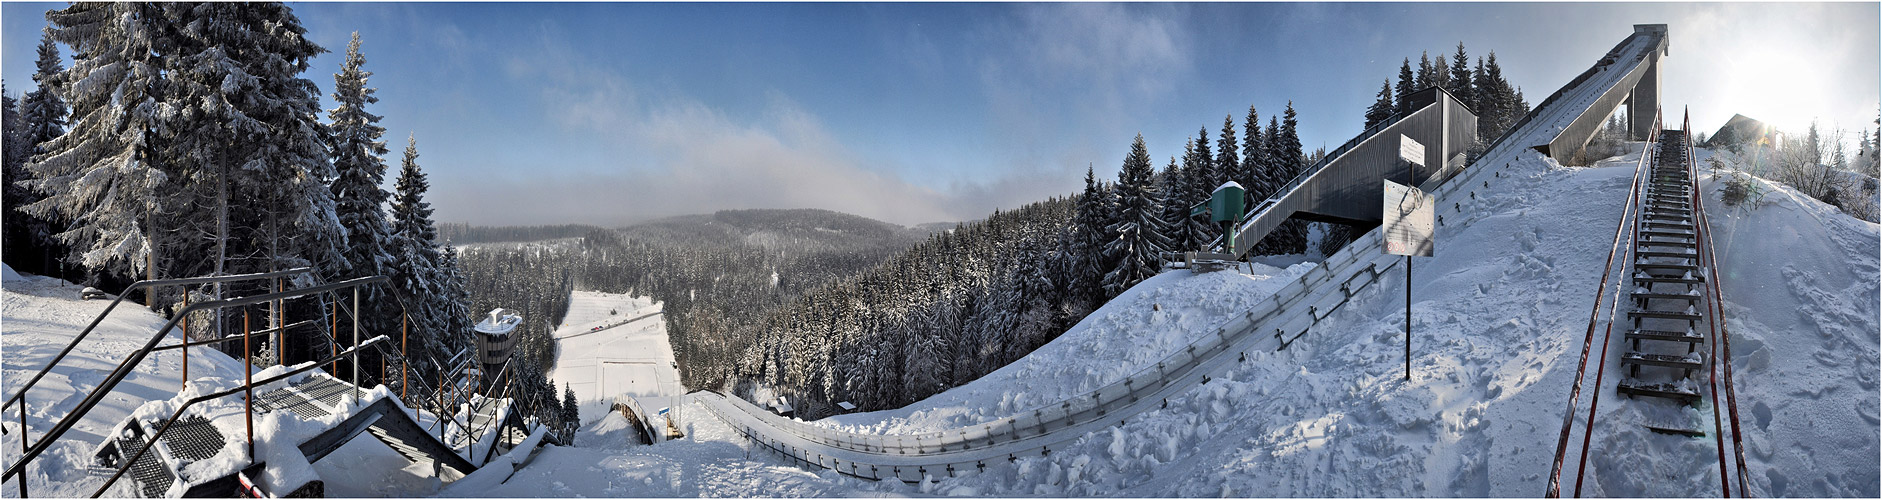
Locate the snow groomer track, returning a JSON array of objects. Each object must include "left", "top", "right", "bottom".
[{"left": 697, "top": 24, "right": 1680, "bottom": 483}]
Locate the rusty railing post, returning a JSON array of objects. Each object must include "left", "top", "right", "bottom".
[
  {"left": 181, "top": 292, "right": 189, "bottom": 387},
  {"left": 402, "top": 314, "right": 409, "bottom": 402},
  {"left": 352, "top": 287, "right": 360, "bottom": 404},
  {"left": 274, "top": 278, "right": 283, "bottom": 367},
  {"left": 244, "top": 309, "right": 254, "bottom": 460}
]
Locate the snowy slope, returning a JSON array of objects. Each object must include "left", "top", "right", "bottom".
[
  {"left": 545, "top": 290, "right": 681, "bottom": 426},
  {"left": 875, "top": 146, "right": 1877, "bottom": 497},
  {"left": 817, "top": 263, "right": 1314, "bottom": 435},
  {"left": 1, "top": 265, "right": 255, "bottom": 497},
  {"left": 1686, "top": 150, "right": 1880, "bottom": 497}
]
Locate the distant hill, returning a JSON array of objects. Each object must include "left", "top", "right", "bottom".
[
  {"left": 437, "top": 222, "right": 603, "bottom": 245},
  {"left": 620, "top": 208, "right": 935, "bottom": 255}
]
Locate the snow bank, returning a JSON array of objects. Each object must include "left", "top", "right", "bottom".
[{"left": 818, "top": 263, "right": 1313, "bottom": 435}]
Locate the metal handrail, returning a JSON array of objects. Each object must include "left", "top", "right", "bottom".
[
  {"left": 148, "top": 320, "right": 318, "bottom": 352},
  {"left": 2, "top": 275, "right": 386, "bottom": 485},
  {"left": 3, "top": 267, "right": 315, "bottom": 412},
  {"left": 89, "top": 336, "right": 390, "bottom": 497}
]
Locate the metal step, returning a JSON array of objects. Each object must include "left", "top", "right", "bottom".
[
  {"left": 1637, "top": 239, "right": 1697, "bottom": 248},
  {"left": 1634, "top": 262, "right": 1699, "bottom": 273},
  {"left": 1641, "top": 248, "right": 1701, "bottom": 257},
  {"left": 1634, "top": 275, "right": 1705, "bottom": 286},
  {"left": 1625, "top": 328, "right": 1705, "bottom": 344},
  {"left": 1617, "top": 381, "right": 1702, "bottom": 404},
  {"left": 1642, "top": 221, "right": 1694, "bottom": 230},
  {"left": 1629, "top": 309, "right": 1703, "bottom": 322},
  {"left": 1631, "top": 290, "right": 1701, "bottom": 303},
  {"left": 1621, "top": 351, "right": 1704, "bottom": 370},
  {"left": 1639, "top": 230, "right": 1696, "bottom": 240}
]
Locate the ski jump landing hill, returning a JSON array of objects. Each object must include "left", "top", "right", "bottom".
[{"left": 693, "top": 24, "right": 1675, "bottom": 483}]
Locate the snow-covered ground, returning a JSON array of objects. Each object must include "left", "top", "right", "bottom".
[
  {"left": 546, "top": 290, "right": 682, "bottom": 425},
  {"left": 1, "top": 265, "right": 257, "bottom": 498},
  {"left": 817, "top": 262, "right": 1314, "bottom": 435},
  {"left": 838, "top": 146, "right": 1877, "bottom": 497}
]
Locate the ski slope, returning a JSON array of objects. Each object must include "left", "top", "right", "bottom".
[{"left": 546, "top": 291, "right": 682, "bottom": 425}]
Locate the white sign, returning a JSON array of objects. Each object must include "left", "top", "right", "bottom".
[
  {"left": 1399, "top": 134, "right": 1426, "bottom": 166},
  {"left": 1383, "top": 180, "right": 1435, "bottom": 257}
]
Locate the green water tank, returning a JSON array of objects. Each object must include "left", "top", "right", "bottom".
[{"left": 1209, "top": 182, "right": 1246, "bottom": 223}]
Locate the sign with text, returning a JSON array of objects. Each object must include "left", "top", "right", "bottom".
[
  {"left": 1383, "top": 180, "right": 1434, "bottom": 257},
  {"left": 1399, "top": 134, "right": 1426, "bottom": 166}
]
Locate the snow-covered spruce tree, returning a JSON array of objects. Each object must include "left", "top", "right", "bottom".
[
  {"left": 8, "top": 32, "right": 70, "bottom": 276},
  {"left": 1216, "top": 114, "right": 1241, "bottom": 200},
  {"left": 1242, "top": 106, "right": 1268, "bottom": 206},
  {"left": 329, "top": 32, "right": 394, "bottom": 281},
  {"left": 1069, "top": 165, "right": 1110, "bottom": 307},
  {"left": 1365, "top": 80, "right": 1395, "bottom": 129},
  {"left": 1272, "top": 102, "right": 1310, "bottom": 254},
  {"left": 326, "top": 32, "right": 405, "bottom": 362},
  {"left": 27, "top": 3, "right": 172, "bottom": 284},
  {"left": 390, "top": 135, "right": 452, "bottom": 379},
  {"left": 1185, "top": 125, "right": 1218, "bottom": 250},
  {"left": 1101, "top": 134, "right": 1169, "bottom": 298},
  {"left": 562, "top": 382, "right": 579, "bottom": 426},
  {"left": 1394, "top": 58, "right": 1416, "bottom": 116},
  {"left": 1449, "top": 42, "right": 1475, "bottom": 110},
  {"left": 1160, "top": 155, "right": 1192, "bottom": 251},
  {"left": 4, "top": 86, "right": 26, "bottom": 247}
]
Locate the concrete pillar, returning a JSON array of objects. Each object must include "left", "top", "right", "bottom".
[{"left": 1628, "top": 53, "right": 1659, "bottom": 140}]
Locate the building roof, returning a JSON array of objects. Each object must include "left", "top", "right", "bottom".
[{"left": 474, "top": 308, "right": 524, "bottom": 335}]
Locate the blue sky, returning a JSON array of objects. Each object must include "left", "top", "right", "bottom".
[{"left": 4, "top": 3, "right": 1877, "bottom": 227}]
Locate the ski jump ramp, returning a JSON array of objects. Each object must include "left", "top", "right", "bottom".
[{"left": 693, "top": 23, "right": 1673, "bottom": 483}]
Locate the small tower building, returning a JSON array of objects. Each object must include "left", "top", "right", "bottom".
[{"left": 473, "top": 308, "right": 523, "bottom": 392}]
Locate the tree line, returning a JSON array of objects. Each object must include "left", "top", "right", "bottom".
[{"left": 1364, "top": 43, "right": 1531, "bottom": 160}]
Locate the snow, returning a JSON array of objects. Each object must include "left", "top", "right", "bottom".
[
  {"left": 545, "top": 290, "right": 682, "bottom": 429},
  {"left": 2, "top": 266, "right": 254, "bottom": 497},
  {"left": 816, "top": 263, "right": 1314, "bottom": 435}
]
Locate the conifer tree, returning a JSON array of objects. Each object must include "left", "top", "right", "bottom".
[
  {"left": 1216, "top": 114, "right": 1242, "bottom": 200},
  {"left": 1184, "top": 128, "right": 1215, "bottom": 250},
  {"left": 22, "top": 31, "right": 66, "bottom": 153},
  {"left": 8, "top": 33, "right": 69, "bottom": 275},
  {"left": 1160, "top": 156, "right": 1192, "bottom": 251},
  {"left": 27, "top": 3, "right": 171, "bottom": 280},
  {"left": 1395, "top": 58, "right": 1416, "bottom": 116},
  {"left": 391, "top": 135, "right": 450, "bottom": 376},
  {"left": 1365, "top": 80, "right": 1395, "bottom": 128},
  {"left": 1070, "top": 165, "right": 1109, "bottom": 304},
  {"left": 329, "top": 32, "right": 395, "bottom": 282},
  {"left": 1242, "top": 106, "right": 1268, "bottom": 205},
  {"left": 1449, "top": 42, "right": 1475, "bottom": 110},
  {"left": 1101, "top": 134, "right": 1168, "bottom": 297},
  {"left": 1415, "top": 52, "right": 1433, "bottom": 90},
  {"left": 1274, "top": 102, "right": 1309, "bottom": 253}
]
